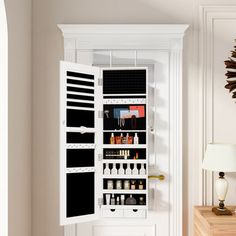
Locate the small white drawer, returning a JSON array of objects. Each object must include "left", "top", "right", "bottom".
[
  {"left": 124, "top": 209, "right": 146, "bottom": 218},
  {"left": 102, "top": 208, "right": 123, "bottom": 218}
]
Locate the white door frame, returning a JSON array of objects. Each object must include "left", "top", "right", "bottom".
[
  {"left": 0, "top": 1, "right": 8, "bottom": 236},
  {"left": 58, "top": 24, "right": 188, "bottom": 236}
]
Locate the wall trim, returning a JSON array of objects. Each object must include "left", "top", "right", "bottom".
[{"left": 199, "top": 5, "right": 236, "bottom": 206}]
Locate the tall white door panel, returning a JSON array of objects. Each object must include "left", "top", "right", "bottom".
[{"left": 60, "top": 61, "right": 101, "bottom": 225}]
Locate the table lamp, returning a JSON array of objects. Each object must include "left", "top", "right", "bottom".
[{"left": 202, "top": 143, "right": 236, "bottom": 215}]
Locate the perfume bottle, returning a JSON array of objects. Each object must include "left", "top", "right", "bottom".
[
  {"left": 110, "top": 133, "right": 115, "bottom": 144},
  {"left": 138, "top": 180, "right": 144, "bottom": 190},
  {"left": 133, "top": 133, "right": 139, "bottom": 144},
  {"left": 124, "top": 150, "right": 128, "bottom": 160},
  {"left": 125, "top": 163, "right": 132, "bottom": 175},
  {"left": 104, "top": 163, "right": 110, "bottom": 175},
  {"left": 116, "top": 196, "right": 120, "bottom": 205},
  {"left": 125, "top": 195, "right": 137, "bottom": 205},
  {"left": 118, "top": 164, "right": 125, "bottom": 175},
  {"left": 131, "top": 180, "right": 136, "bottom": 190},
  {"left": 111, "top": 194, "right": 115, "bottom": 205},
  {"left": 139, "top": 163, "right": 146, "bottom": 175},
  {"left": 121, "top": 195, "right": 125, "bottom": 205},
  {"left": 111, "top": 163, "right": 117, "bottom": 175},
  {"left": 132, "top": 163, "right": 138, "bottom": 175}
]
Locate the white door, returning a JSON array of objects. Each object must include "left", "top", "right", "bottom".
[
  {"left": 69, "top": 50, "right": 170, "bottom": 236},
  {"left": 60, "top": 61, "right": 101, "bottom": 225}
]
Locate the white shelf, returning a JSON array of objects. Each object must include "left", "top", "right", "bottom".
[
  {"left": 103, "top": 175, "right": 147, "bottom": 179},
  {"left": 103, "top": 144, "right": 147, "bottom": 149},
  {"left": 102, "top": 159, "right": 146, "bottom": 164},
  {"left": 103, "top": 130, "right": 146, "bottom": 133},
  {"left": 102, "top": 189, "right": 147, "bottom": 194},
  {"left": 101, "top": 205, "right": 147, "bottom": 210},
  {"left": 103, "top": 98, "right": 146, "bottom": 104}
]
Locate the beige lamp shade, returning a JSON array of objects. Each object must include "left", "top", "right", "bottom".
[{"left": 202, "top": 143, "right": 236, "bottom": 172}]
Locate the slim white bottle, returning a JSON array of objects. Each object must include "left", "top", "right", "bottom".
[
  {"left": 111, "top": 163, "right": 117, "bottom": 175},
  {"left": 133, "top": 133, "right": 139, "bottom": 144},
  {"left": 126, "top": 163, "right": 132, "bottom": 175},
  {"left": 104, "top": 163, "right": 110, "bottom": 175},
  {"left": 132, "top": 163, "right": 138, "bottom": 175},
  {"left": 118, "top": 164, "right": 125, "bottom": 175},
  {"left": 139, "top": 163, "right": 146, "bottom": 175}
]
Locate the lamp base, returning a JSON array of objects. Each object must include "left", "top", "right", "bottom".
[{"left": 212, "top": 207, "right": 232, "bottom": 216}]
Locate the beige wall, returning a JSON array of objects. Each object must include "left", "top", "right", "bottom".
[{"left": 5, "top": 0, "right": 32, "bottom": 236}]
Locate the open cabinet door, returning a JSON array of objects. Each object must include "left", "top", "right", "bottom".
[{"left": 60, "top": 61, "right": 101, "bottom": 225}]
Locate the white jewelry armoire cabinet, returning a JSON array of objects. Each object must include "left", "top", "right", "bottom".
[{"left": 58, "top": 24, "right": 188, "bottom": 236}]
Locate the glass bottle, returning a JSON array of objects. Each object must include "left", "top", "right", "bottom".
[
  {"left": 131, "top": 180, "right": 136, "bottom": 190},
  {"left": 132, "top": 163, "right": 138, "bottom": 175},
  {"left": 125, "top": 163, "right": 132, "bottom": 175},
  {"left": 111, "top": 163, "right": 117, "bottom": 175},
  {"left": 118, "top": 164, "right": 125, "bottom": 175},
  {"left": 139, "top": 163, "right": 146, "bottom": 175},
  {"left": 104, "top": 163, "right": 110, "bottom": 175},
  {"left": 125, "top": 195, "right": 137, "bottom": 205}
]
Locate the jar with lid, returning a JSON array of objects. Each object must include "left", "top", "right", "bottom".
[
  {"left": 138, "top": 180, "right": 144, "bottom": 190},
  {"left": 124, "top": 180, "right": 130, "bottom": 189},
  {"left": 116, "top": 180, "right": 122, "bottom": 189},
  {"left": 107, "top": 180, "right": 114, "bottom": 189},
  {"left": 131, "top": 180, "right": 136, "bottom": 190}
]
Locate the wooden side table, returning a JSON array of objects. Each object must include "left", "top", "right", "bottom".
[{"left": 194, "top": 206, "right": 236, "bottom": 236}]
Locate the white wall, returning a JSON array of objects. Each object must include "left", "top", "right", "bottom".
[
  {"left": 5, "top": 0, "right": 32, "bottom": 236},
  {"left": 31, "top": 1, "right": 236, "bottom": 236}
]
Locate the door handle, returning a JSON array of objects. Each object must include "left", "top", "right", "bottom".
[{"left": 148, "top": 175, "right": 165, "bottom": 181}]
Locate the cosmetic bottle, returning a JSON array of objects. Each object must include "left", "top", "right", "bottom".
[
  {"left": 111, "top": 194, "right": 115, "bottom": 205},
  {"left": 107, "top": 180, "right": 114, "bottom": 190},
  {"left": 125, "top": 195, "right": 137, "bottom": 205},
  {"left": 110, "top": 133, "right": 115, "bottom": 144},
  {"left": 131, "top": 180, "right": 136, "bottom": 190},
  {"left": 116, "top": 180, "right": 122, "bottom": 189},
  {"left": 128, "top": 135, "right": 133, "bottom": 144},
  {"left": 121, "top": 195, "right": 125, "bottom": 205},
  {"left": 116, "top": 196, "right": 120, "bottom": 205},
  {"left": 106, "top": 194, "right": 111, "bottom": 205},
  {"left": 116, "top": 135, "right": 121, "bottom": 144},
  {"left": 139, "top": 163, "right": 146, "bottom": 175},
  {"left": 111, "top": 163, "right": 117, "bottom": 175},
  {"left": 118, "top": 164, "right": 125, "bottom": 175},
  {"left": 125, "top": 163, "right": 132, "bottom": 175},
  {"left": 126, "top": 133, "right": 129, "bottom": 144},
  {"left": 124, "top": 180, "right": 130, "bottom": 190},
  {"left": 121, "top": 133, "right": 126, "bottom": 144},
  {"left": 132, "top": 163, "right": 138, "bottom": 175},
  {"left": 104, "top": 163, "right": 110, "bottom": 175},
  {"left": 139, "top": 196, "right": 145, "bottom": 205},
  {"left": 124, "top": 150, "right": 128, "bottom": 160},
  {"left": 138, "top": 180, "right": 144, "bottom": 190},
  {"left": 133, "top": 133, "right": 139, "bottom": 144}
]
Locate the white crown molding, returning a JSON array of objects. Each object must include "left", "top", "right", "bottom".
[
  {"left": 199, "top": 5, "right": 236, "bottom": 206},
  {"left": 58, "top": 24, "right": 189, "bottom": 36},
  {"left": 58, "top": 24, "right": 189, "bottom": 50}
]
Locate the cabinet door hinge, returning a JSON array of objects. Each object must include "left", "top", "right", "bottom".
[
  {"left": 98, "top": 198, "right": 103, "bottom": 208},
  {"left": 98, "top": 110, "right": 103, "bottom": 118},
  {"left": 98, "top": 78, "right": 103, "bottom": 86}
]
